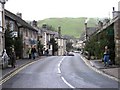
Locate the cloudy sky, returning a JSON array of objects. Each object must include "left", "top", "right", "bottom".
[{"left": 5, "top": 0, "right": 119, "bottom": 21}]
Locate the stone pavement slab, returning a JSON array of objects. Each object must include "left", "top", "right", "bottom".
[
  {"left": 102, "top": 68, "right": 119, "bottom": 79},
  {"left": 90, "top": 60, "right": 105, "bottom": 69},
  {"left": 90, "top": 59, "right": 120, "bottom": 79}
]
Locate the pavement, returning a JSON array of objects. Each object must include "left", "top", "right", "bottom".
[
  {"left": 0, "top": 56, "right": 46, "bottom": 81},
  {"left": 80, "top": 54, "right": 120, "bottom": 81},
  {"left": 89, "top": 60, "right": 120, "bottom": 79}
]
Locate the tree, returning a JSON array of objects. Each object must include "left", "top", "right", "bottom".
[
  {"left": 84, "top": 26, "right": 115, "bottom": 60},
  {"left": 37, "top": 40, "right": 44, "bottom": 56},
  {"left": 14, "top": 36, "right": 23, "bottom": 59},
  {"left": 5, "top": 22, "right": 14, "bottom": 56},
  {"left": 66, "top": 42, "right": 73, "bottom": 52},
  {"left": 50, "top": 38, "right": 58, "bottom": 55}
]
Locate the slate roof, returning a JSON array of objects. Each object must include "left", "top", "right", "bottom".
[
  {"left": 5, "top": 9, "right": 38, "bottom": 32},
  {"left": 79, "top": 27, "right": 97, "bottom": 41},
  {"left": 79, "top": 32, "right": 85, "bottom": 41},
  {"left": 41, "top": 28, "right": 59, "bottom": 38},
  {"left": 87, "top": 27, "right": 96, "bottom": 36}
]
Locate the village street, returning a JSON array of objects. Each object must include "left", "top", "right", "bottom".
[
  {"left": 0, "top": 0, "right": 120, "bottom": 90},
  {"left": 1, "top": 53, "right": 118, "bottom": 89}
]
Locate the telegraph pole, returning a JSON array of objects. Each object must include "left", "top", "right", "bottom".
[{"left": 0, "top": 0, "right": 8, "bottom": 55}]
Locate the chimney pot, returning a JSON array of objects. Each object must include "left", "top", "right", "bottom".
[{"left": 16, "top": 12, "right": 22, "bottom": 18}]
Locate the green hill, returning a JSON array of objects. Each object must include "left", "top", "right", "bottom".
[{"left": 38, "top": 17, "right": 98, "bottom": 38}]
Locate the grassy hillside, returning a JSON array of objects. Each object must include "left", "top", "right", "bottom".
[{"left": 38, "top": 17, "right": 98, "bottom": 38}]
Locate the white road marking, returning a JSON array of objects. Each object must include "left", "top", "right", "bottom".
[
  {"left": 57, "top": 57, "right": 75, "bottom": 88},
  {"left": 57, "top": 58, "right": 62, "bottom": 74},
  {"left": 61, "top": 76, "right": 75, "bottom": 88},
  {"left": 58, "top": 63, "right": 61, "bottom": 68},
  {"left": 57, "top": 67, "right": 61, "bottom": 74}
]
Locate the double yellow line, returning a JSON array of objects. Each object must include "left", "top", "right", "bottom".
[{"left": 0, "top": 60, "right": 38, "bottom": 85}]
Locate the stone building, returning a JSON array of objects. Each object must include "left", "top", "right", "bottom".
[
  {"left": 57, "top": 37, "right": 66, "bottom": 56},
  {"left": 40, "top": 27, "right": 55, "bottom": 55},
  {"left": 113, "top": 10, "right": 120, "bottom": 64},
  {"left": 4, "top": 9, "right": 38, "bottom": 58},
  {"left": 39, "top": 25, "right": 67, "bottom": 56}
]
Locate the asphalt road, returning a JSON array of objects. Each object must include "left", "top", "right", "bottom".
[{"left": 2, "top": 53, "right": 119, "bottom": 88}]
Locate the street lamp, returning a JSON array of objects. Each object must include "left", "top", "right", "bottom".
[
  {"left": 84, "top": 22, "right": 88, "bottom": 40},
  {"left": 0, "top": 0, "right": 8, "bottom": 55}
]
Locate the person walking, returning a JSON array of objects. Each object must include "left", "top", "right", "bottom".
[
  {"left": 28, "top": 46, "right": 32, "bottom": 59},
  {"left": 2, "top": 49, "right": 9, "bottom": 68},
  {"left": 31, "top": 45, "right": 37, "bottom": 59},
  {"left": 10, "top": 48, "right": 16, "bottom": 68},
  {"left": 45, "top": 49, "right": 49, "bottom": 56},
  {"left": 103, "top": 46, "right": 110, "bottom": 67}
]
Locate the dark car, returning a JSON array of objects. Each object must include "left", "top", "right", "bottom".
[{"left": 68, "top": 53, "right": 74, "bottom": 56}]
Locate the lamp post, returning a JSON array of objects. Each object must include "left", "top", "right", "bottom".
[
  {"left": 0, "top": 0, "right": 8, "bottom": 55},
  {"left": 84, "top": 22, "right": 88, "bottom": 41}
]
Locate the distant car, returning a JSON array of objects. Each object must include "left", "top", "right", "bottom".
[
  {"left": 74, "top": 50, "right": 81, "bottom": 53},
  {"left": 67, "top": 52, "right": 74, "bottom": 56}
]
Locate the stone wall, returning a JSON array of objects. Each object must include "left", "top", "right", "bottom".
[{"left": 114, "top": 18, "right": 120, "bottom": 65}]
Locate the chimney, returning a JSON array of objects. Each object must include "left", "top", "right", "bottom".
[
  {"left": 113, "top": 7, "right": 115, "bottom": 12},
  {"left": 42, "top": 24, "right": 47, "bottom": 28},
  {"left": 98, "top": 21, "right": 103, "bottom": 29},
  {"left": 32, "top": 20, "right": 37, "bottom": 27},
  {"left": 112, "top": 7, "right": 116, "bottom": 18},
  {"left": 84, "top": 18, "right": 89, "bottom": 35},
  {"left": 16, "top": 12, "right": 22, "bottom": 18},
  {"left": 85, "top": 22, "right": 87, "bottom": 29}
]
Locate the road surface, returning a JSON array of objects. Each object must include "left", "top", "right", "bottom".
[{"left": 1, "top": 53, "right": 119, "bottom": 89}]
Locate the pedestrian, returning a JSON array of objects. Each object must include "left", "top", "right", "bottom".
[
  {"left": 41, "top": 48, "right": 43, "bottom": 55},
  {"left": 28, "top": 46, "right": 31, "bottom": 59},
  {"left": 103, "top": 46, "right": 110, "bottom": 67},
  {"left": 43, "top": 48, "right": 45, "bottom": 55},
  {"left": 2, "top": 49, "right": 9, "bottom": 68},
  {"left": 2, "top": 49, "right": 9, "bottom": 60},
  {"left": 63, "top": 50, "right": 67, "bottom": 56},
  {"left": 45, "top": 49, "right": 49, "bottom": 56},
  {"left": 10, "top": 48, "right": 16, "bottom": 68},
  {"left": 31, "top": 45, "right": 37, "bottom": 59}
]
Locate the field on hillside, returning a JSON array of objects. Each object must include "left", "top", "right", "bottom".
[{"left": 38, "top": 17, "right": 98, "bottom": 38}]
